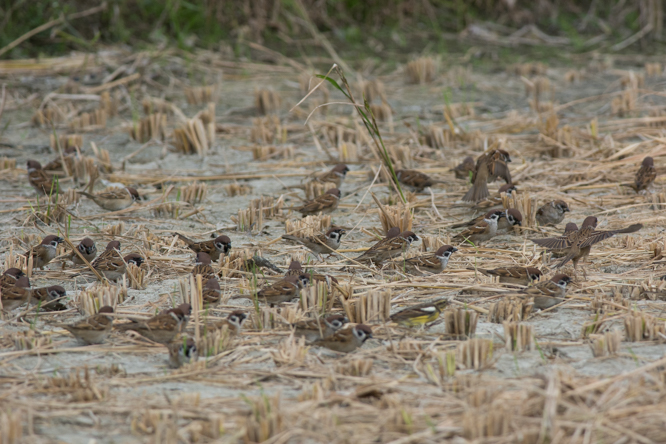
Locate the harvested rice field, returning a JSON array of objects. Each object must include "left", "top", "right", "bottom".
[{"left": 2, "top": 48, "right": 666, "bottom": 443}]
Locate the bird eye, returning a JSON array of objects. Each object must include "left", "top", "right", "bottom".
[{"left": 78, "top": 244, "right": 85, "bottom": 251}]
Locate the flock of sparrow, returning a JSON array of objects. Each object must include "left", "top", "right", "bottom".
[{"left": 1, "top": 147, "right": 654, "bottom": 367}]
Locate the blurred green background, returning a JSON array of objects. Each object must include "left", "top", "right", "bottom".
[{"left": 1, "top": 0, "right": 663, "bottom": 58}]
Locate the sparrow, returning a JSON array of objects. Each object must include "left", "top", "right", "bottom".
[
  {"left": 390, "top": 299, "right": 449, "bottom": 327},
  {"left": 462, "top": 150, "right": 512, "bottom": 202},
  {"left": 474, "top": 266, "right": 542, "bottom": 285},
  {"left": 472, "top": 183, "right": 518, "bottom": 210},
  {"left": 24, "top": 235, "right": 64, "bottom": 269},
  {"left": 453, "top": 156, "right": 475, "bottom": 180},
  {"left": 395, "top": 169, "right": 446, "bottom": 192},
  {"left": 453, "top": 210, "right": 504, "bottom": 245},
  {"left": 498, "top": 208, "right": 523, "bottom": 233},
  {"left": 354, "top": 230, "right": 420, "bottom": 264},
  {"left": 536, "top": 200, "right": 570, "bottom": 226},
  {"left": 397, "top": 245, "right": 458, "bottom": 275},
  {"left": 284, "top": 261, "right": 339, "bottom": 286},
  {"left": 451, "top": 208, "right": 520, "bottom": 232},
  {"left": 174, "top": 232, "right": 232, "bottom": 262},
  {"left": 116, "top": 305, "right": 190, "bottom": 344},
  {"left": 202, "top": 278, "right": 222, "bottom": 306},
  {"left": 1, "top": 268, "right": 26, "bottom": 294},
  {"left": 43, "top": 146, "right": 77, "bottom": 173},
  {"left": 285, "top": 188, "right": 341, "bottom": 216},
  {"left": 191, "top": 252, "right": 217, "bottom": 282},
  {"left": 517, "top": 274, "right": 572, "bottom": 310},
  {"left": 291, "top": 314, "right": 348, "bottom": 342},
  {"left": 168, "top": 336, "right": 198, "bottom": 368},
  {"left": 385, "top": 227, "right": 401, "bottom": 238},
  {"left": 78, "top": 187, "right": 140, "bottom": 211},
  {"left": 205, "top": 310, "right": 248, "bottom": 336},
  {"left": 27, "top": 160, "right": 59, "bottom": 196},
  {"left": 254, "top": 274, "right": 310, "bottom": 305},
  {"left": 1, "top": 276, "right": 32, "bottom": 311},
  {"left": 311, "top": 324, "right": 373, "bottom": 353},
  {"left": 531, "top": 216, "right": 643, "bottom": 269},
  {"left": 281, "top": 227, "right": 346, "bottom": 256},
  {"left": 65, "top": 237, "right": 97, "bottom": 265},
  {"left": 86, "top": 246, "right": 142, "bottom": 281},
  {"left": 623, "top": 156, "right": 657, "bottom": 192},
  {"left": 29, "top": 284, "right": 67, "bottom": 311},
  {"left": 53, "top": 306, "right": 114, "bottom": 344},
  {"left": 291, "top": 163, "right": 350, "bottom": 189},
  {"left": 550, "top": 223, "right": 579, "bottom": 258}
]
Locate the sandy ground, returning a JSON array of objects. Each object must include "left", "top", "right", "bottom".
[{"left": 1, "top": 52, "right": 666, "bottom": 443}]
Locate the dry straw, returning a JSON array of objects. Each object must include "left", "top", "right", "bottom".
[
  {"left": 231, "top": 196, "right": 282, "bottom": 233},
  {"left": 299, "top": 281, "right": 332, "bottom": 315},
  {"left": 271, "top": 335, "right": 310, "bottom": 367},
  {"left": 405, "top": 57, "right": 436, "bottom": 84},
  {"left": 457, "top": 338, "right": 493, "bottom": 370},
  {"left": 68, "top": 108, "right": 107, "bottom": 130},
  {"left": 344, "top": 289, "right": 391, "bottom": 324},
  {"left": 284, "top": 214, "right": 331, "bottom": 238},
  {"left": 243, "top": 393, "right": 283, "bottom": 443},
  {"left": 488, "top": 297, "right": 532, "bottom": 323},
  {"left": 624, "top": 311, "right": 666, "bottom": 341},
  {"left": 173, "top": 104, "right": 215, "bottom": 156},
  {"left": 424, "top": 351, "right": 456, "bottom": 386},
  {"left": 335, "top": 358, "right": 373, "bottom": 376},
  {"left": 250, "top": 116, "right": 285, "bottom": 144},
  {"left": 444, "top": 307, "right": 478, "bottom": 339},
  {"left": 50, "top": 134, "right": 82, "bottom": 152},
  {"left": 590, "top": 329, "right": 622, "bottom": 357},
  {"left": 0, "top": 157, "right": 16, "bottom": 170},
  {"left": 502, "top": 321, "right": 534, "bottom": 352},
  {"left": 75, "top": 282, "right": 127, "bottom": 315},
  {"left": 0, "top": 410, "right": 23, "bottom": 443},
  {"left": 129, "top": 113, "right": 167, "bottom": 142},
  {"left": 12, "top": 330, "right": 52, "bottom": 351},
  {"left": 32, "top": 106, "right": 64, "bottom": 127},
  {"left": 254, "top": 88, "right": 281, "bottom": 115},
  {"left": 224, "top": 183, "right": 252, "bottom": 197},
  {"left": 179, "top": 181, "right": 207, "bottom": 205},
  {"left": 373, "top": 193, "right": 413, "bottom": 234},
  {"left": 185, "top": 86, "right": 218, "bottom": 105}
]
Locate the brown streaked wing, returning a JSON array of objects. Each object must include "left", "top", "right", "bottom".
[{"left": 530, "top": 236, "right": 572, "bottom": 249}]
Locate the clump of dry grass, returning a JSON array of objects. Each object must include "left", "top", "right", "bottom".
[
  {"left": 172, "top": 105, "right": 215, "bottom": 156},
  {"left": 336, "top": 358, "right": 373, "bottom": 376},
  {"left": 255, "top": 88, "right": 281, "bottom": 115},
  {"left": 501, "top": 193, "right": 536, "bottom": 228},
  {"left": 68, "top": 108, "right": 107, "bottom": 131},
  {"left": 590, "top": 329, "right": 622, "bottom": 357},
  {"left": 250, "top": 116, "right": 285, "bottom": 144},
  {"left": 445, "top": 307, "right": 478, "bottom": 339},
  {"left": 374, "top": 195, "right": 412, "bottom": 234},
  {"left": 510, "top": 62, "right": 547, "bottom": 76},
  {"left": 462, "top": 404, "right": 512, "bottom": 439},
  {"left": 198, "top": 326, "right": 233, "bottom": 357},
  {"left": 125, "top": 264, "right": 146, "bottom": 290},
  {"left": 645, "top": 62, "right": 662, "bottom": 77},
  {"left": 337, "top": 142, "right": 359, "bottom": 162},
  {"left": 50, "top": 134, "right": 82, "bottom": 152},
  {"left": 457, "top": 338, "right": 493, "bottom": 370},
  {"left": 179, "top": 181, "right": 207, "bottom": 205},
  {"left": 624, "top": 311, "right": 666, "bottom": 341},
  {"left": 152, "top": 202, "right": 190, "bottom": 218},
  {"left": 12, "top": 330, "right": 52, "bottom": 350},
  {"left": 224, "top": 183, "right": 253, "bottom": 197},
  {"left": 231, "top": 196, "right": 282, "bottom": 232},
  {"left": 405, "top": 57, "right": 436, "bottom": 84},
  {"left": 75, "top": 282, "right": 127, "bottom": 315},
  {"left": 32, "top": 105, "right": 64, "bottom": 127},
  {"left": 45, "top": 367, "right": 107, "bottom": 402},
  {"left": 129, "top": 113, "right": 167, "bottom": 143},
  {"left": 300, "top": 281, "right": 332, "bottom": 314},
  {"left": 370, "top": 102, "right": 392, "bottom": 122},
  {"left": 251, "top": 144, "right": 294, "bottom": 161},
  {"left": 423, "top": 351, "right": 456, "bottom": 386},
  {"left": 488, "top": 297, "right": 532, "bottom": 323},
  {"left": 0, "top": 157, "right": 16, "bottom": 170},
  {"left": 386, "top": 144, "right": 411, "bottom": 169},
  {"left": 243, "top": 393, "right": 283, "bottom": 443},
  {"left": 284, "top": 214, "right": 331, "bottom": 238},
  {"left": 272, "top": 336, "right": 310, "bottom": 367},
  {"left": 0, "top": 410, "right": 23, "bottom": 443},
  {"left": 142, "top": 97, "right": 174, "bottom": 115},
  {"left": 502, "top": 322, "right": 534, "bottom": 352},
  {"left": 343, "top": 289, "right": 391, "bottom": 324},
  {"left": 185, "top": 86, "right": 217, "bottom": 105}
]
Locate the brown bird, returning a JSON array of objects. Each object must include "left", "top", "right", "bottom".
[
  {"left": 453, "top": 210, "right": 504, "bottom": 245},
  {"left": 536, "top": 200, "right": 570, "bottom": 226},
  {"left": 78, "top": 187, "right": 140, "bottom": 211},
  {"left": 462, "top": 150, "right": 512, "bottom": 202},
  {"left": 474, "top": 266, "right": 542, "bottom": 285},
  {"left": 65, "top": 237, "right": 97, "bottom": 265},
  {"left": 174, "top": 233, "right": 232, "bottom": 262},
  {"left": 453, "top": 156, "right": 475, "bottom": 180},
  {"left": 354, "top": 230, "right": 420, "bottom": 265},
  {"left": 498, "top": 208, "right": 523, "bottom": 233},
  {"left": 285, "top": 188, "right": 341, "bottom": 216},
  {"left": 395, "top": 169, "right": 446, "bottom": 192},
  {"left": 29, "top": 284, "right": 67, "bottom": 311},
  {"left": 398, "top": 245, "right": 458, "bottom": 275},
  {"left": 518, "top": 274, "right": 572, "bottom": 310},
  {"left": 531, "top": 216, "right": 643, "bottom": 269},
  {"left": 26, "top": 160, "right": 59, "bottom": 195},
  {"left": 167, "top": 336, "right": 198, "bottom": 368},
  {"left": 291, "top": 314, "right": 348, "bottom": 342},
  {"left": 291, "top": 163, "right": 350, "bottom": 189},
  {"left": 191, "top": 252, "right": 217, "bottom": 282},
  {"left": 201, "top": 278, "right": 222, "bottom": 306},
  {"left": 624, "top": 156, "right": 657, "bottom": 193},
  {"left": 43, "top": 146, "right": 77, "bottom": 173},
  {"left": 24, "top": 235, "right": 64, "bottom": 269},
  {"left": 1, "top": 268, "right": 26, "bottom": 294},
  {"left": 254, "top": 274, "right": 310, "bottom": 305},
  {"left": 311, "top": 324, "right": 373, "bottom": 353},
  {"left": 284, "top": 261, "right": 339, "bottom": 287},
  {"left": 205, "top": 310, "right": 248, "bottom": 336},
  {"left": 53, "top": 306, "right": 114, "bottom": 344},
  {"left": 1, "top": 276, "right": 32, "bottom": 311},
  {"left": 85, "top": 242, "right": 141, "bottom": 281},
  {"left": 472, "top": 183, "right": 518, "bottom": 210},
  {"left": 116, "top": 304, "right": 190, "bottom": 344},
  {"left": 282, "top": 227, "right": 345, "bottom": 257}
]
